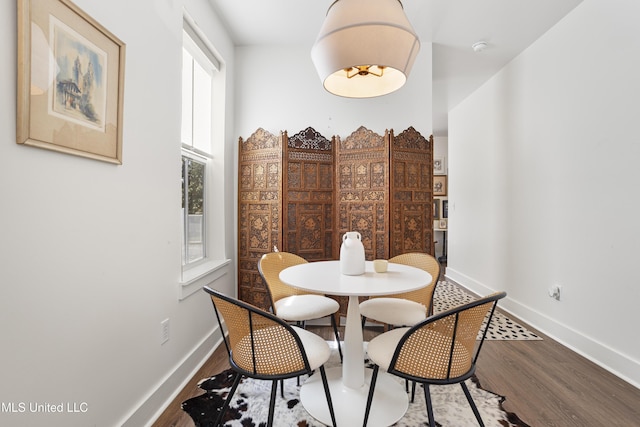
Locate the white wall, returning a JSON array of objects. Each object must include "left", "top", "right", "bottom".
[
  {"left": 447, "top": 0, "right": 640, "bottom": 387},
  {"left": 234, "top": 43, "right": 433, "bottom": 140},
  {"left": 0, "top": 1, "right": 236, "bottom": 426}
]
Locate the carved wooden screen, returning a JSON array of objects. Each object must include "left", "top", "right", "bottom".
[
  {"left": 237, "top": 128, "right": 283, "bottom": 308},
  {"left": 283, "top": 127, "right": 335, "bottom": 261},
  {"left": 335, "top": 126, "right": 390, "bottom": 261},
  {"left": 237, "top": 126, "right": 434, "bottom": 310},
  {"left": 389, "top": 127, "right": 435, "bottom": 257}
]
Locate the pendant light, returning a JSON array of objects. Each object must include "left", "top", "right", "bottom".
[{"left": 311, "top": 0, "right": 420, "bottom": 98}]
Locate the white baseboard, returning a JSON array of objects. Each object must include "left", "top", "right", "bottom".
[
  {"left": 119, "top": 329, "right": 223, "bottom": 427},
  {"left": 445, "top": 268, "right": 640, "bottom": 390}
]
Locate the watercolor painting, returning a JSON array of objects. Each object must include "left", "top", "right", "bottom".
[
  {"left": 52, "top": 17, "right": 107, "bottom": 131},
  {"left": 17, "top": 0, "right": 125, "bottom": 163}
]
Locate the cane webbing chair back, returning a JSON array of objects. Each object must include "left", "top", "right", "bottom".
[
  {"left": 209, "top": 292, "right": 309, "bottom": 376},
  {"left": 258, "top": 251, "right": 343, "bottom": 362},
  {"left": 391, "top": 294, "right": 499, "bottom": 380},
  {"left": 363, "top": 291, "right": 507, "bottom": 427},
  {"left": 204, "top": 287, "right": 337, "bottom": 427},
  {"left": 368, "top": 252, "right": 440, "bottom": 313},
  {"left": 259, "top": 252, "right": 319, "bottom": 307}
]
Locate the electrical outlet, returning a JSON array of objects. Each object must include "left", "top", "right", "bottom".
[
  {"left": 161, "top": 318, "right": 170, "bottom": 344},
  {"left": 548, "top": 285, "right": 561, "bottom": 301}
]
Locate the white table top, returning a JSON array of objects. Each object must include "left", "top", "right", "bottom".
[
  {"left": 282, "top": 259, "right": 432, "bottom": 426},
  {"left": 279, "top": 260, "right": 432, "bottom": 297}
]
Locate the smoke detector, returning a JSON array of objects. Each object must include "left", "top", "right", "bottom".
[{"left": 472, "top": 41, "right": 488, "bottom": 52}]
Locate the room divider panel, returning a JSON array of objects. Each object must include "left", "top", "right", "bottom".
[
  {"left": 389, "top": 126, "right": 435, "bottom": 257},
  {"left": 238, "top": 128, "right": 283, "bottom": 310},
  {"left": 238, "top": 126, "right": 434, "bottom": 313},
  {"left": 284, "top": 127, "right": 336, "bottom": 261}
]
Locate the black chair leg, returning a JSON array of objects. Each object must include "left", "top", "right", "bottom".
[
  {"left": 461, "top": 381, "right": 485, "bottom": 427},
  {"left": 280, "top": 379, "right": 284, "bottom": 398},
  {"left": 362, "top": 365, "right": 379, "bottom": 427},
  {"left": 423, "top": 383, "right": 436, "bottom": 427},
  {"left": 330, "top": 313, "right": 343, "bottom": 362},
  {"left": 215, "top": 373, "right": 242, "bottom": 427},
  {"left": 267, "top": 380, "right": 278, "bottom": 427},
  {"left": 319, "top": 366, "right": 337, "bottom": 427},
  {"left": 403, "top": 379, "right": 417, "bottom": 402}
]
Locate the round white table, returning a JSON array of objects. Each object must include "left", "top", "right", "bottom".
[{"left": 280, "top": 260, "right": 432, "bottom": 427}]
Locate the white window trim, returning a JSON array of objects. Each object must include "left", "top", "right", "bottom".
[
  {"left": 183, "top": 14, "right": 220, "bottom": 72},
  {"left": 179, "top": 11, "right": 228, "bottom": 300},
  {"left": 179, "top": 258, "right": 230, "bottom": 300}
]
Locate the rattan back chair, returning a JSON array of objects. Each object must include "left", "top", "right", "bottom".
[
  {"left": 259, "top": 252, "right": 310, "bottom": 301},
  {"left": 259, "top": 251, "right": 342, "bottom": 360},
  {"left": 360, "top": 252, "right": 441, "bottom": 328},
  {"left": 204, "top": 286, "right": 337, "bottom": 427},
  {"left": 362, "top": 291, "right": 507, "bottom": 427}
]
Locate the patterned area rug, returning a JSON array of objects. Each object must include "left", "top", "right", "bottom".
[
  {"left": 182, "top": 350, "right": 531, "bottom": 427},
  {"left": 434, "top": 280, "right": 542, "bottom": 340}
]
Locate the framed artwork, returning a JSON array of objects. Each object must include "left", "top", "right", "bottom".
[
  {"left": 442, "top": 200, "right": 448, "bottom": 219},
  {"left": 433, "top": 199, "right": 440, "bottom": 219},
  {"left": 433, "top": 175, "right": 447, "bottom": 196},
  {"left": 433, "top": 156, "right": 446, "bottom": 175},
  {"left": 17, "top": 0, "right": 126, "bottom": 164}
]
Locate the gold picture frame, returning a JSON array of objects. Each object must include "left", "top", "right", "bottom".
[
  {"left": 17, "top": 0, "right": 126, "bottom": 164},
  {"left": 433, "top": 175, "right": 447, "bottom": 196}
]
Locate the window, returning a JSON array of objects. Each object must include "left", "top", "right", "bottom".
[
  {"left": 181, "top": 36, "right": 214, "bottom": 156},
  {"left": 181, "top": 154, "right": 206, "bottom": 264},
  {"left": 180, "top": 18, "right": 223, "bottom": 272}
]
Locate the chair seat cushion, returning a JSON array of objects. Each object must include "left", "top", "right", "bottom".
[
  {"left": 366, "top": 327, "right": 410, "bottom": 371},
  {"left": 359, "top": 298, "right": 426, "bottom": 326},
  {"left": 291, "top": 326, "right": 332, "bottom": 370},
  {"left": 275, "top": 294, "right": 339, "bottom": 322}
]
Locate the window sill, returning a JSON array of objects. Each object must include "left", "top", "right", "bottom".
[{"left": 180, "top": 258, "right": 231, "bottom": 300}]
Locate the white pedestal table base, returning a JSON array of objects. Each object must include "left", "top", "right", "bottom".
[{"left": 300, "top": 366, "right": 409, "bottom": 427}]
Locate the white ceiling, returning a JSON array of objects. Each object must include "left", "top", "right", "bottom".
[{"left": 209, "top": 0, "right": 583, "bottom": 136}]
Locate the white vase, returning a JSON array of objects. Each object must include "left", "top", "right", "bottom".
[{"left": 340, "top": 231, "right": 365, "bottom": 275}]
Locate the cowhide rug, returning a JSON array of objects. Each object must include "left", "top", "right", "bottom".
[{"left": 183, "top": 352, "right": 530, "bottom": 427}]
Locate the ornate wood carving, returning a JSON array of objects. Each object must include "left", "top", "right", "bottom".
[
  {"left": 237, "top": 128, "right": 283, "bottom": 308},
  {"left": 335, "top": 126, "right": 390, "bottom": 261},
  {"left": 283, "top": 127, "right": 335, "bottom": 261},
  {"left": 389, "top": 127, "right": 434, "bottom": 257},
  {"left": 238, "top": 126, "right": 434, "bottom": 313}
]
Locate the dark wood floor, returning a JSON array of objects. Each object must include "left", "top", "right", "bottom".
[{"left": 153, "top": 302, "right": 640, "bottom": 427}]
